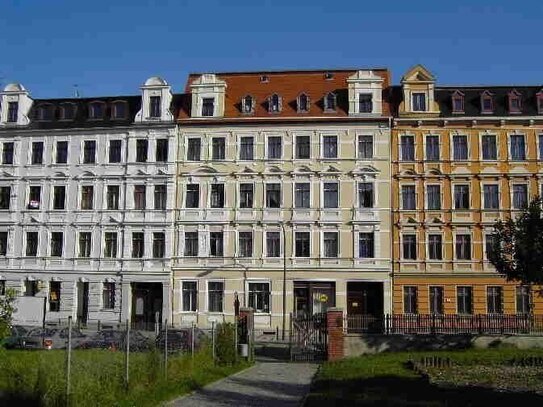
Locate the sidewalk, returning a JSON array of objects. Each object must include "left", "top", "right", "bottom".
[{"left": 169, "top": 362, "right": 319, "bottom": 407}]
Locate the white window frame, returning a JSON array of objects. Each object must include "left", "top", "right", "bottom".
[
  {"left": 186, "top": 136, "right": 203, "bottom": 162},
  {"left": 450, "top": 134, "right": 469, "bottom": 161},
  {"left": 425, "top": 183, "right": 442, "bottom": 210},
  {"left": 356, "top": 133, "right": 374, "bottom": 160},
  {"left": 508, "top": 132, "right": 526, "bottom": 161},
  {"left": 29, "top": 138, "right": 46, "bottom": 166},
  {"left": 424, "top": 134, "right": 440, "bottom": 161},
  {"left": 401, "top": 233, "right": 417, "bottom": 261},
  {"left": 356, "top": 181, "right": 376, "bottom": 209},
  {"left": 453, "top": 232, "right": 472, "bottom": 261},
  {"left": 263, "top": 228, "right": 282, "bottom": 258},
  {"left": 238, "top": 134, "right": 256, "bottom": 161},
  {"left": 180, "top": 280, "right": 199, "bottom": 313},
  {"left": 481, "top": 182, "right": 500, "bottom": 210},
  {"left": 320, "top": 133, "right": 339, "bottom": 159},
  {"left": 265, "top": 134, "right": 283, "bottom": 160},
  {"left": 53, "top": 138, "right": 69, "bottom": 165},
  {"left": 400, "top": 183, "right": 417, "bottom": 210},
  {"left": 425, "top": 231, "right": 444, "bottom": 262},
  {"left": 321, "top": 180, "right": 340, "bottom": 209},
  {"left": 246, "top": 279, "right": 271, "bottom": 314},
  {"left": 236, "top": 229, "right": 254, "bottom": 258},
  {"left": 293, "top": 228, "right": 311, "bottom": 258},
  {"left": 107, "top": 138, "right": 124, "bottom": 164},
  {"left": 321, "top": 229, "right": 340, "bottom": 258},
  {"left": 206, "top": 279, "right": 225, "bottom": 313},
  {"left": 293, "top": 180, "right": 312, "bottom": 209},
  {"left": 80, "top": 139, "right": 98, "bottom": 165},
  {"left": 479, "top": 133, "right": 498, "bottom": 161},
  {"left": 452, "top": 182, "right": 471, "bottom": 210},
  {"left": 399, "top": 134, "right": 415, "bottom": 161},
  {"left": 510, "top": 182, "right": 529, "bottom": 210}
]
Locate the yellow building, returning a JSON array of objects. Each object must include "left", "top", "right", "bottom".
[{"left": 392, "top": 65, "right": 543, "bottom": 315}]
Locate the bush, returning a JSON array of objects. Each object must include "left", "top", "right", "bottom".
[{"left": 215, "top": 323, "right": 236, "bottom": 365}]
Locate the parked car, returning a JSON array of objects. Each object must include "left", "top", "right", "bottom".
[
  {"left": 1, "top": 325, "right": 29, "bottom": 349},
  {"left": 77, "top": 330, "right": 152, "bottom": 352},
  {"left": 155, "top": 328, "right": 207, "bottom": 354},
  {"left": 19, "top": 327, "right": 87, "bottom": 350}
]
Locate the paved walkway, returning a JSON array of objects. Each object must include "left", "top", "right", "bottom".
[{"left": 170, "top": 362, "right": 319, "bottom": 407}]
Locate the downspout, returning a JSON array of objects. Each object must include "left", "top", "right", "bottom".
[
  {"left": 388, "top": 115, "right": 394, "bottom": 316},
  {"left": 171, "top": 123, "right": 179, "bottom": 326},
  {"left": 118, "top": 127, "right": 131, "bottom": 323}
]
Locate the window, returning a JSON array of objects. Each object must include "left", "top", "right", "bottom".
[
  {"left": 481, "top": 93, "right": 493, "bottom": 113},
  {"left": 134, "top": 185, "right": 146, "bottom": 210},
  {"left": 512, "top": 184, "right": 528, "bottom": 209},
  {"left": 185, "top": 184, "right": 199, "bottom": 208},
  {"left": 208, "top": 282, "right": 224, "bottom": 312},
  {"left": 104, "top": 232, "right": 118, "bottom": 258},
  {"left": 248, "top": 283, "right": 270, "bottom": 313},
  {"left": 323, "top": 232, "right": 338, "bottom": 258},
  {"left": 266, "top": 232, "right": 280, "bottom": 257},
  {"left": 426, "top": 185, "right": 441, "bottom": 210},
  {"left": 150, "top": 96, "right": 161, "bottom": 118},
  {"left": 485, "top": 234, "right": 497, "bottom": 260},
  {"left": 539, "top": 135, "right": 543, "bottom": 160},
  {"left": 0, "top": 279, "right": 4, "bottom": 295},
  {"left": 295, "top": 232, "right": 310, "bottom": 257},
  {"left": 295, "top": 183, "right": 310, "bottom": 208},
  {"left": 60, "top": 104, "right": 75, "bottom": 120},
  {"left": 429, "top": 286, "right": 444, "bottom": 315},
  {"left": 187, "top": 138, "right": 201, "bottom": 161},
  {"left": 136, "top": 139, "right": 148, "bottom": 162},
  {"left": 481, "top": 185, "right": 498, "bottom": 210},
  {"left": 324, "top": 92, "right": 336, "bottom": 111},
  {"left": 401, "top": 185, "right": 416, "bottom": 210},
  {"left": 238, "top": 232, "right": 253, "bottom": 257},
  {"left": 31, "top": 141, "right": 44, "bottom": 165},
  {"left": 358, "top": 232, "right": 374, "bottom": 258},
  {"left": 83, "top": 140, "right": 96, "bottom": 164},
  {"left": 202, "top": 98, "right": 214, "bottom": 116},
  {"left": 2, "top": 142, "right": 14, "bottom": 164},
  {"left": 403, "top": 286, "right": 418, "bottom": 314},
  {"left": 54, "top": 141, "right": 68, "bottom": 164},
  {"left": 516, "top": 286, "right": 531, "bottom": 314},
  {"left": 0, "top": 232, "right": 7, "bottom": 255},
  {"left": 106, "top": 186, "right": 120, "bottom": 210},
  {"left": 452, "top": 92, "right": 464, "bottom": 113},
  {"left": 487, "top": 286, "right": 503, "bottom": 314},
  {"left": 153, "top": 232, "right": 165, "bottom": 258},
  {"left": 7, "top": 102, "right": 18, "bottom": 122},
  {"left": 209, "top": 184, "right": 225, "bottom": 208},
  {"left": 298, "top": 93, "right": 309, "bottom": 113},
  {"left": 266, "top": 184, "right": 281, "bottom": 208},
  {"left": 242, "top": 95, "right": 254, "bottom": 114},
  {"left": 268, "top": 94, "right": 281, "bottom": 113},
  {"left": 50, "top": 232, "right": 63, "bottom": 257},
  {"left": 0, "top": 187, "right": 10, "bottom": 209},
  {"left": 154, "top": 185, "right": 167, "bottom": 210},
  {"left": 508, "top": 91, "right": 522, "bottom": 113},
  {"left": 103, "top": 283, "right": 115, "bottom": 309},
  {"left": 323, "top": 182, "right": 338, "bottom": 208},
  {"left": 79, "top": 232, "right": 92, "bottom": 257},
  {"left": 457, "top": 286, "right": 473, "bottom": 314},
  {"left": 322, "top": 135, "right": 338, "bottom": 158},
  {"left": 425, "top": 135, "right": 440, "bottom": 161},
  {"left": 240, "top": 137, "right": 254, "bottom": 160},
  {"left": 452, "top": 135, "right": 468, "bottom": 160},
  {"left": 510, "top": 134, "right": 526, "bottom": 160},
  {"left": 358, "top": 183, "right": 373, "bottom": 208},
  {"left": 455, "top": 234, "right": 471, "bottom": 260},
  {"left": 412, "top": 93, "right": 426, "bottom": 111},
  {"left": 182, "top": 281, "right": 198, "bottom": 311},
  {"left": 80, "top": 186, "right": 93, "bottom": 210},
  {"left": 210, "top": 232, "right": 223, "bottom": 256},
  {"left": 539, "top": 93, "right": 543, "bottom": 114},
  {"left": 112, "top": 102, "right": 126, "bottom": 119},
  {"left": 296, "top": 136, "right": 311, "bottom": 159},
  {"left": 28, "top": 186, "right": 41, "bottom": 209},
  {"left": 400, "top": 135, "right": 415, "bottom": 161},
  {"left": 156, "top": 139, "right": 169, "bottom": 162},
  {"left": 454, "top": 185, "right": 469, "bottom": 209},
  {"left": 358, "top": 94, "right": 373, "bottom": 113},
  {"left": 109, "top": 140, "right": 122, "bottom": 163},
  {"left": 428, "top": 234, "right": 442, "bottom": 260},
  {"left": 37, "top": 105, "right": 53, "bottom": 121},
  {"left": 403, "top": 235, "right": 417, "bottom": 260},
  {"left": 53, "top": 186, "right": 65, "bottom": 210},
  {"left": 212, "top": 137, "right": 225, "bottom": 160},
  {"left": 49, "top": 282, "right": 61, "bottom": 312},
  {"left": 358, "top": 135, "right": 373, "bottom": 159},
  {"left": 89, "top": 102, "right": 104, "bottom": 119},
  {"left": 184, "top": 232, "right": 198, "bottom": 256},
  {"left": 239, "top": 184, "right": 253, "bottom": 208},
  {"left": 482, "top": 135, "right": 497, "bottom": 160},
  {"left": 25, "top": 280, "right": 38, "bottom": 296},
  {"left": 267, "top": 136, "right": 282, "bottom": 159},
  {"left": 132, "top": 232, "right": 144, "bottom": 258}
]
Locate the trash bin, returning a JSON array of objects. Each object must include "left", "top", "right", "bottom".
[{"left": 238, "top": 343, "right": 249, "bottom": 357}]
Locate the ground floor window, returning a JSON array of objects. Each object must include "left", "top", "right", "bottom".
[
  {"left": 457, "top": 286, "right": 473, "bottom": 314},
  {"left": 429, "top": 286, "right": 444, "bottom": 315},
  {"left": 182, "top": 281, "right": 198, "bottom": 312},
  {"left": 294, "top": 282, "right": 335, "bottom": 316},
  {"left": 102, "top": 282, "right": 115, "bottom": 309},
  {"left": 25, "top": 280, "right": 38, "bottom": 296},
  {"left": 516, "top": 285, "right": 531, "bottom": 314},
  {"left": 49, "top": 281, "right": 61, "bottom": 312},
  {"left": 208, "top": 281, "right": 224, "bottom": 312},
  {"left": 487, "top": 286, "right": 503, "bottom": 314},
  {"left": 403, "top": 286, "right": 418, "bottom": 314},
  {"left": 248, "top": 282, "right": 270, "bottom": 313},
  {"left": 0, "top": 280, "right": 5, "bottom": 296}
]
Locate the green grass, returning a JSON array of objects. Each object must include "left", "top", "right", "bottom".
[
  {"left": 0, "top": 347, "right": 251, "bottom": 407},
  {"left": 306, "top": 348, "right": 543, "bottom": 407}
]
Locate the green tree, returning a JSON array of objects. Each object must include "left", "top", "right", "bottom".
[
  {"left": 489, "top": 196, "right": 543, "bottom": 312},
  {"left": 0, "top": 288, "right": 17, "bottom": 340}
]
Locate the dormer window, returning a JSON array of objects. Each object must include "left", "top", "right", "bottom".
[
  {"left": 260, "top": 75, "right": 269, "bottom": 83},
  {"left": 202, "top": 98, "right": 214, "bottom": 117},
  {"left": 60, "top": 103, "right": 76, "bottom": 120},
  {"left": 36, "top": 104, "right": 54, "bottom": 121},
  {"left": 358, "top": 94, "right": 373, "bottom": 113},
  {"left": 324, "top": 72, "right": 334, "bottom": 80},
  {"left": 481, "top": 91, "right": 494, "bottom": 114},
  {"left": 268, "top": 94, "right": 281, "bottom": 113},
  {"left": 150, "top": 96, "right": 161, "bottom": 118},
  {"left": 297, "top": 93, "right": 310, "bottom": 113},
  {"left": 537, "top": 91, "right": 543, "bottom": 114},
  {"left": 412, "top": 93, "right": 426, "bottom": 111},
  {"left": 451, "top": 90, "right": 465, "bottom": 113},
  {"left": 88, "top": 102, "right": 104, "bottom": 119},
  {"left": 112, "top": 101, "right": 127, "bottom": 119},
  {"left": 508, "top": 90, "right": 522, "bottom": 114},
  {"left": 7, "top": 102, "right": 18, "bottom": 123},
  {"left": 241, "top": 95, "right": 255, "bottom": 114},
  {"left": 324, "top": 92, "right": 337, "bottom": 112}
]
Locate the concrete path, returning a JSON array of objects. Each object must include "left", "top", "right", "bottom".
[{"left": 169, "top": 362, "right": 319, "bottom": 407}]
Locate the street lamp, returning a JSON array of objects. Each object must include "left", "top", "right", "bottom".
[{"left": 280, "top": 222, "right": 287, "bottom": 341}]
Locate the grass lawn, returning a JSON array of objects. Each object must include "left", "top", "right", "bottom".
[
  {"left": 0, "top": 347, "right": 250, "bottom": 407},
  {"left": 305, "top": 348, "right": 543, "bottom": 407}
]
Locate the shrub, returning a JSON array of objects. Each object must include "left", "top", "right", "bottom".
[{"left": 215, "top": 323, "right": 236, "bottom": 365}]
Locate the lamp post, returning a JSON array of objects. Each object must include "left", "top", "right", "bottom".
[{"left": 280, "top": 222, "right": 287, "bottom": 341}]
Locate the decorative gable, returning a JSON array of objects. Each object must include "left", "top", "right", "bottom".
[
  {"left": 346, "top": 70, "right": 384, "bottom": 115},
  {"left": 189, "top": 74, "right": 227, "bottom": 118},
  {"left": 0, "top": 83, "right": 33, "bottom": 126},
  {"left": 135, "top": 76, "right": 174, "bottom": 123},
  {"left": 399, "top": 65, "right": 439, "bottom": 116}
]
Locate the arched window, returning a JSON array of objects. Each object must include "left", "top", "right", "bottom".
[
  {"left": 537, "top": 90, "right": 543, "bottom": 115},
  {"left": 268, "top": 94, "right": 281, "bottom": 113},
  {"left": 88, "top": 101, "right": 105, "bottom": 119},
  {"left": 36, "top": 104, "right": 54, "bottom": 121},
  {"left": 111, "top": 101, "right": 127, "bottom": 119},
  {"left": 297, "top": 93, "right": 310, "bottom": 113},
  {"left": 60, "top": 103, "right": 76, "bottom": 120},
  {"left": 508, "top": 89, "right": 522, "bottom": 114},
  {"left": 480, "top": 90, "right": 494, "bottom": 114},
  {"left": 324, "top": 92, "right": 337, "bottom": 111},
  {"left": 242, "top": 95, "right": 254, "bottom": 114},
  {"left": 451, "top": 90, "right": 465, "bottom": 113}
]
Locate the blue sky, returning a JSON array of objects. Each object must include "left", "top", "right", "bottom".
[{"left": 1, "top": 0, "right": 541, "bottom": 98}]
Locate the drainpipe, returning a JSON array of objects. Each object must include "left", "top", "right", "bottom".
[
  {"left": 171, "top": 125, "right": 179, "bottom": 326},
  {"left": 118, "top": 129, "right": 130, "bottom": 323}
]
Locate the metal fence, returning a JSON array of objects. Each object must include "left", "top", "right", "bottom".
[{"left": 345, "top": 314, "right": 543, "bottom": 335}]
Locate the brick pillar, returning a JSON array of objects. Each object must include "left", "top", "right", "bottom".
[{"left": 326, "top": 307, "right": 344, "bottom": 361}]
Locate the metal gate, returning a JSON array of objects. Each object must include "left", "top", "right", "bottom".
[{"left": 290, "top": 313, "right": 327, "bottom": 362}]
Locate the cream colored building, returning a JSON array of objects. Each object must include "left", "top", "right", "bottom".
[{"left": 172, "top": 69, "right": 393, "bottom": 330}]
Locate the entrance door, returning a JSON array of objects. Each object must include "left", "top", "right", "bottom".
[
  {"left": 77, "top": 282, "right": 89, "bottom": 325},
  {"left": 131, "top": 283, "right": 163, "bottom": 330},
  {"left": 294, "top": 282, "right": 335, "bottom": 316},
  {"left": 347, "top": 282, "right": 384, "bottom": 333}
]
